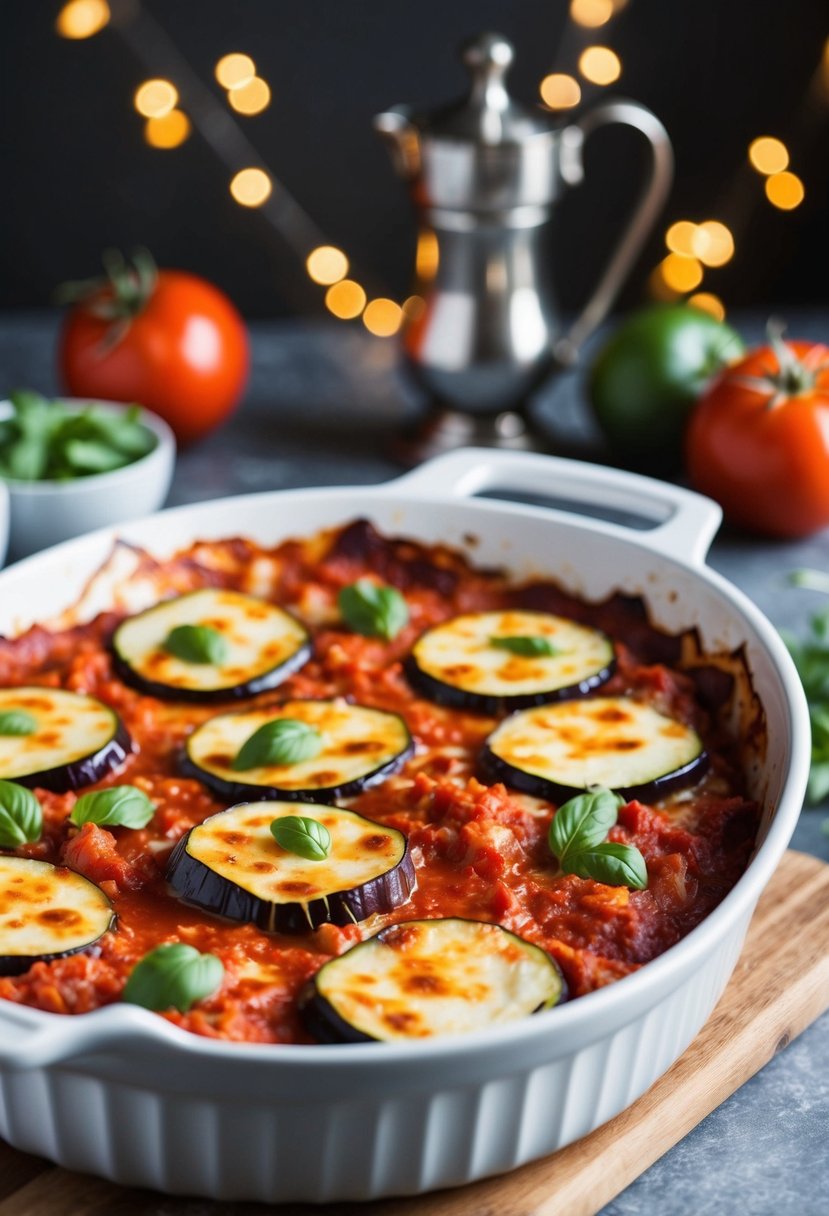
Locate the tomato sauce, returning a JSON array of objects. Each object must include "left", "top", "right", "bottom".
[{"left": 0, "top": 520, "right": 759, "bottom": 1042}]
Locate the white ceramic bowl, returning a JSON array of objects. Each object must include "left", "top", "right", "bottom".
[
  {"left": 0, "top": 399, "right": 175, "bottom": 560},
  {"left": 0, "top": 450, "right": 810, "bottom": 1203}
]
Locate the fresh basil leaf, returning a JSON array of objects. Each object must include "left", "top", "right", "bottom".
[
  {"left": 338, "top": 580, "right": 409, "bottom": 641},
  {"left": 563, "top": 842, "right": 648, "bottom": 890},
  {"left": 789, "top": 569, "right": 829, "bottom": 596},
  {"left": 271, "top": 814, "right": 331, "bottom": 861},
  {"left": 0, "top": 780, "right": 43, "bottom": 848},
  {"left": 163, "top": 623, "right": 229, "bottom": 665},
  {"left": 70, "top": 785, "right": 156, "bottom": 829},
  {"left": 233, "top": 719, "right": 322, "bottom": 770},
  {"left": 489, "top": 635, "right": 560, "bottom": 657},
  {"left": 122, "top": 943, "right": 224, "bottom": 1012},
  {"left": 807, "top": 762, "right": 829, "bottom": 805},
  {"left": 63, "top": 438, "right": 130, "bottom": 474},
  {"left": 0, "top": 709, "right": 37, "bottom": 736},
  {"left": 3, "top": 436, "right": 49, "bottom": 481},
  {"left": 548, "top": 786, "right": 623, "bottom": 866}
]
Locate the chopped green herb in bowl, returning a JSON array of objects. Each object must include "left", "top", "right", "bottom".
[
  {"left": 0, "top": 390, "right": 157, "bottom": 482},
  {"left": 0, "top": 392, "right": 175, "bottom": 560}
]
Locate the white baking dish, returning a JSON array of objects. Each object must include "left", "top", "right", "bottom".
[{"left": 0, "top": 449, "right": 810, "bottom": 1202}]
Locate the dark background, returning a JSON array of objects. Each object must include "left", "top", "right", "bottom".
[{"left": 2, "top": 0, "right": 827, "bottom": 319}]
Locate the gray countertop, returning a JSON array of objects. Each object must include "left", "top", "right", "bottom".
[{"left": 1, "top": 310, "right": 828, "bottom": 1214}]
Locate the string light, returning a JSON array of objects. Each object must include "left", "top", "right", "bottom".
[
  {"left": 145, "top": 110, "right": 191, "bottom": 149},
  {"left": 227, "top": 77, "right": 271, "bottom": 115},
  {"left": 215, "top": 54, "right": 256, "bottom": 90},
  {"left": 748, "top": 137, "right": 789, "bottom": 176},
  {"left": 659, "top": 254, "right": 703, "bottom": 293},
  {"left": 570, "top": 0, "right": 614, "bottom": 27},
  {"left": 134, "top": 79, "right": 178, "bottom": 119},
  {"left": 55, "top": 0, "right": 110, "bottom": 39},
  {"left": 540, "top": 74, "right": 582, "bottom": 109},
  {"left": 688, "top": 292, "right": 726, "bottom": 321},
  {"left": 306, "top": 246, "right": 349, "bottom": 285},
  {"left": 362, "top": 299, "right": 404, "bottom": 337},
  {"left": 693, "top": 220, "right": 734, "bottom": 267},
  {"left": 665, "top": 221, "right": 698, "bottom": 257},
  {"left": 765, "top": 171, "right": 805, "bottom": 210},
  {"left": 415, "top": 230, "right": 440, "bottom": 280},
  {"left": 402, "top": 295, "right": 426, "bottom": 321},
  {"left": 325, "top": 280, "right": 366, "bottom": 320},
  {"left": 230, "top": 168, "right": 272, "bottom": 207},
  {"left": 578, "top": 46, "right": 622, "bottom": 85}
]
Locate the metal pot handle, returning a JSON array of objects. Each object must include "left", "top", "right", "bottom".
[
  {"left": 391, "top": 449, "right": 721, "bottom": 565},
  {"left": 552, "top": 99, "right": 674, "bottom": 366}
]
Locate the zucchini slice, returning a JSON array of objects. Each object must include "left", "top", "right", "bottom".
[
  {"left": 300, "top": 918, "right": 566, "bottom": 1043},
  {"left": 0, "top": 855, "right": 115, "bottom": 976},
  {"left": 112, "top": 589, "right": 311, "bottom": 702},
  {"left": 166, "top": 801, "right": 415, "bottom": 933},
  {"left": 480, "top": 695, "right": 708, "bottom": 801},
  {"left": 0, "top": 687, "right": 131, "bottom": 793},
  {"left": 405, "top": 611, "right": 614, "bottom": 713},
  {"left": 182, "top": 699, "right": 414, "bottom": 803}
]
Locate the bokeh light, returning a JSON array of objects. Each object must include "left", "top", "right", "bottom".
[
  {"left": 215, "top": 54, "right": 256, "bottom": 90},
  {"left": 134, "top": 79, "right": 179, "bottom": 120},
  {"left": 665, "top": 221, "right": 698, "bottom": 257},
  {"left": 306, "top": 246, "right": 349, "bottom": 286},
  {"left": 578, "top": 46, "right": 622, "bottom": 85},
  {"left": 570, "top": 0, "right": 614, "bottom": 27},
  {"left": 659, "top": 254, "right": 703, "bottom": 292},
  {"left": 325, "top": 280, "right": 367, "bottom": 320},
  {"left": 402, "top": 295, "right": 426, "bottom": 321},
  {"left": 693, "top": 220, "right": 734, "bottom": 267},
  {"left": 688, "top": 292, "right": 726, "bottom": 322},
  {"left": 56, "top": 0, "right": 110, "bottom": 39},
  {"left": 227, "top": 77, "right": 271, "bottom": 115},
  {"left": 144, "top": 110, "right": 191, "bottom": 149},
  {"left": 363, "top": 299, "right": 404, "bottom": 337},
  {"left": 540, "top": 73, "right": 582, "bottom": 110},
  {"left": 748, "top": 137, "right": 789, "bottom": 176},
  {"left": 765, "top": 171, "right": 805, "bottom": 210},
  {"left": 415, "top": 230, "right": 440, "bottom": 280},
  {"left": 230, "top": 168, "right": 272, "bottom": 207}
]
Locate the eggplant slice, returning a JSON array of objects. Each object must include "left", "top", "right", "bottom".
[
  {"left": 405, "top": 610, "right": 615, "bottom": 713},
  {"left": 182, "top": 699, "right": 414, "bottom": 803},
  {"left": 0, "top": 687, "right": 131, "bottom": 793},
  {"left": 0, "top": 855, "right": 115, "bottom": 976},
  {"left": 112, "top": 588, "right": 311, "bottom": 702},
  {"left": 481, "top": 695, "right": 708, "bottom": 802},
  {"left": 167, "top": 801, "right": 415, "bottom": 933},
  {"left": 301, "top": 918, "right": 566, "bottom": 1043}
]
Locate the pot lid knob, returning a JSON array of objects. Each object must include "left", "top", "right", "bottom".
[{"left": 427, "top": 32, "right": 555, "bottom": 145}]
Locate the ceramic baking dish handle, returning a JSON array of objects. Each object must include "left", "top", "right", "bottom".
[
  {"left": 393, "top": 449, "right": 722, "bottom": 567},
  {"left": 0, "top": 1004, "right": 156, "bottom": 1070}
]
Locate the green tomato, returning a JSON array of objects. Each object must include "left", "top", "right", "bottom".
[{"left": 588, "top": 305, "right": 745, "bottom": 471}]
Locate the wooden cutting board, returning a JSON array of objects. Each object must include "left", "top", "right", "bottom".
[{"left": 1, "top": 848, "right": 827, "bottom": 1216}]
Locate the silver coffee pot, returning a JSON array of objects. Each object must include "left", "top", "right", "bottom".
[{"left": 375, "top": 32, "right": 673, "bottom": 457}]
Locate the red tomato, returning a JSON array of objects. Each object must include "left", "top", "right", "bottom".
[
  {"left": 58, "top": 255, "right": 249, "bottom": 445},
  {"left": 686, "top": 338, "right": 829, "bottom": 538}
]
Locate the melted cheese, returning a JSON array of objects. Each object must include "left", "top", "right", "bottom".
[
  {"left": 0, "top": 687, "right": 119, "bottom": 781},
  {"left": 114, "top": 589, "right": 309, "bottom": 693},
  {"left": 413, "top": 611, "right": 613, "bottom": 699},
  {"left": 0, "top": 856, "right": 113, "bottom": 961},
  {"left": 187, "top": 700, "right": 412, "bottom": 793},
  {"left": 488, "top": 696, "right": 704, "bottom": 792},
  {"left": 185, "top": 801, "right": 407, "bottom": 904},
  {"left": 315, "top": 919, "right": 562, "bottom": 1041}
]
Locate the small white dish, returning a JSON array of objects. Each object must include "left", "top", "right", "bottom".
[{"left": 0, "top": 399, "right": 176, "bottom": 560}]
